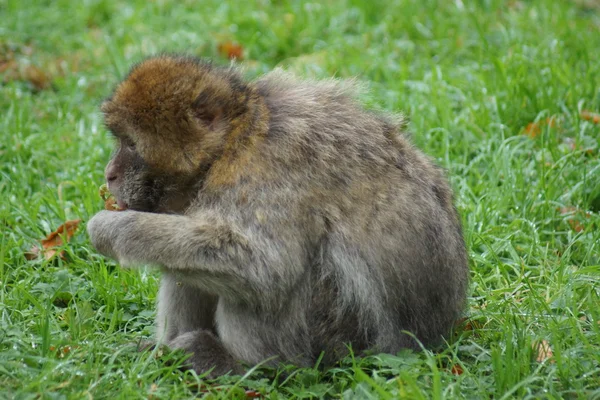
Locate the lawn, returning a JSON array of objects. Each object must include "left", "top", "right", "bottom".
[{"left": 1, "top": 0, "right": 599, "bottom": 398}]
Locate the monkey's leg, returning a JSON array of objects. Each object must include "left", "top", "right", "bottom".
[
  {"left": 156, "top": 272, "right": 218, "bottom": 343},
  {"left": 168, "top": 329, "right": 242, "bottom": 377}
]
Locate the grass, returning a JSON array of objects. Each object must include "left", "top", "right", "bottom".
[{"left": 1, "top": 0, "right": 599, "bottom": 398}]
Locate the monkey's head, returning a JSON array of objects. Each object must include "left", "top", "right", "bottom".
[{"left": 100, "top": 55, "right": 253, "bottom": 212}]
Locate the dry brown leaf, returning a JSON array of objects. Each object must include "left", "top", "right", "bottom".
[
  {"left": 533, "top": 340, "right": 555, "bottom": 363},
  {"left": 56, "top": 345, "right": 72, "bottom": 358},
  {"left": 523, "top": 122, "right": 540, "bottom": 138},
  {"left": 25, "top": 220, "right": 81, "bottom": 260},
  {"left": 581, "top": 110, "right": 600, "bottom": 124},
  {"left": 1, "top": 61, "right": 52, "bottom": 90},
  {"left": 450, "top": 364, "right": 464, "bottom": 375},
  {"left": 523, "top": 117, "right": 558, "bottom": 138},
  {"left": 569, "top": 220, "right": 584, "bottom": 233},
  {"left": 0, "top": 59, "right": 17, "bottom": 73},
  {"left": 217, "top": 41, "right": 244, "bottom": 60},
  {"left": 455, "top": 316, "right": 484, "bottom": 332},
  {"left": 559, "top": 206, "right": 591, "bottom": 233},
  {"left": 21, "top": 64, "right": 52, "bottom": 90},
  {"left": 0, "top": 42, "right": 53, "bottom": 90}
]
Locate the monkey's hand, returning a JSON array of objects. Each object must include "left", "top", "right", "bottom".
[
  {"left": 87, "top": 210, "right": 243, "bottom": 268},
  {"left": 87, "top": 210, "right": 133, "bottom": 262}
]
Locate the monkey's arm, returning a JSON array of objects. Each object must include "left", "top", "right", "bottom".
[{"left": 87, "top": 210, "right": 305, "bottom": 301}]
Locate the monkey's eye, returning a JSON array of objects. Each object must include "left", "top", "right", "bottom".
[{"left": 122, "top": 139, "right": 136, "bottom": 151}]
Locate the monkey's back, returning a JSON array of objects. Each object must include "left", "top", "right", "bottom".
[
  {"left": 253, "top": 73, "right": 468, "bottom": 355},
  {"left": 194, "top": 72, "right": 468, "bottom": 364}
]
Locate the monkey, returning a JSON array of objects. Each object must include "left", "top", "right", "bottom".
[{"left": 87, "top": 55, "right": 469, "bottom": 377}]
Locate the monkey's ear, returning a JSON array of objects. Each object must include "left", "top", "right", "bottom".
[
  {"left": 192, "top": 91, "right": 225, "bottom": 128},
  {"left": 191, "top": 87, "right": 247, "bottom": 129}
]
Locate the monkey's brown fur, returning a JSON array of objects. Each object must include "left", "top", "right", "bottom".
[
  {"left": 89, "top": 55, "right": 469, "bottom": 376},
  {"left": 102, "top": 56, "right": 268, "bottom": 177}
]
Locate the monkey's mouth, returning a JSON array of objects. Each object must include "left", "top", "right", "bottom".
[{"left": 117, "top": 199, "right": 129, "bottom": 210}]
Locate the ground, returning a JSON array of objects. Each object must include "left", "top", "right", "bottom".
[{"left": 1, "top": 0, "right": 599, "bottom": 398}]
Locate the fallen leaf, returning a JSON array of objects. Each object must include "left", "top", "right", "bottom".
[
  {"left": 533, "top": 340, "right": 554, "bottom": 363},
  {"left": 1, "top": 60, "right": 52, "bottom": 90},
  {"left": 450, "top": 364, "right": 464, "bottom": 375},
  {"left": 581, "top": 110, "right": 600, "bottom": 124},
  {"left": 0, "top": 59, "right": 17, "bottom": 73},
  {"left": 559, "top": 206, "right": 591, "bottom": 233},
  {"left": 0, "top": 42, "right": 53, "bottom": 90},
  {"left": 53, "top": 344, "right": 80, "bottom": 359},
  {"left": 21, "top": 64, "right": 52, "bottom": 90},
  {"left": 217, "top": 41, "right": 244, "bottom": 60},
  {"left": 455, "top": 316, "right": 484, "bottom": 332},
  {"left": 25, "top": 220, "right": 81, "bottom": 260},
  {"left": 523, "top": 116, "right": 559, "bottom": 138},
  {"left": 559, "top": 206, "right": 578, "bottom": 215},
  {"left": 56, "top": 345, "right": 72, "bottom": 358},
  {"left": 523, "top": 122, "right": 541, "bottom": 138},
  {"left": 569, "top": 220, "right": 584, "bottom": 233}
]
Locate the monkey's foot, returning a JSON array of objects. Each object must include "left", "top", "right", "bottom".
[{"left": 169, "top": 329, "right": 243, "bottom": 378}]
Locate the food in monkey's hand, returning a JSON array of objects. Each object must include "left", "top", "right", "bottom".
[{"left": 99, "top": 184, "right": 123, "bottom": 211}]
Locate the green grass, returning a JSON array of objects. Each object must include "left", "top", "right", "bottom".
[{"left": 1, "top": 0, "right": 599, "bottom": 398}]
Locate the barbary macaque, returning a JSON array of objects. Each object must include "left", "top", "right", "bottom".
[{"left": 87, "top": 55, "right": 469, "bottom": 376}]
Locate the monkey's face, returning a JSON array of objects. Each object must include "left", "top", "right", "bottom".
[
  {"left": 100, "top": 56, "right": 253, "bottom": 212},
  {"left": 104, "top": 136, "right": 167, "bottom": 212},
  {"left": 105, "top": 134, "right": 200, "bottom": 213}
]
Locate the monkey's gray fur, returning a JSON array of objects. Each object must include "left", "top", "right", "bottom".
[{"left": 88, "top": 55, "right": 468, "bottom": 376}]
